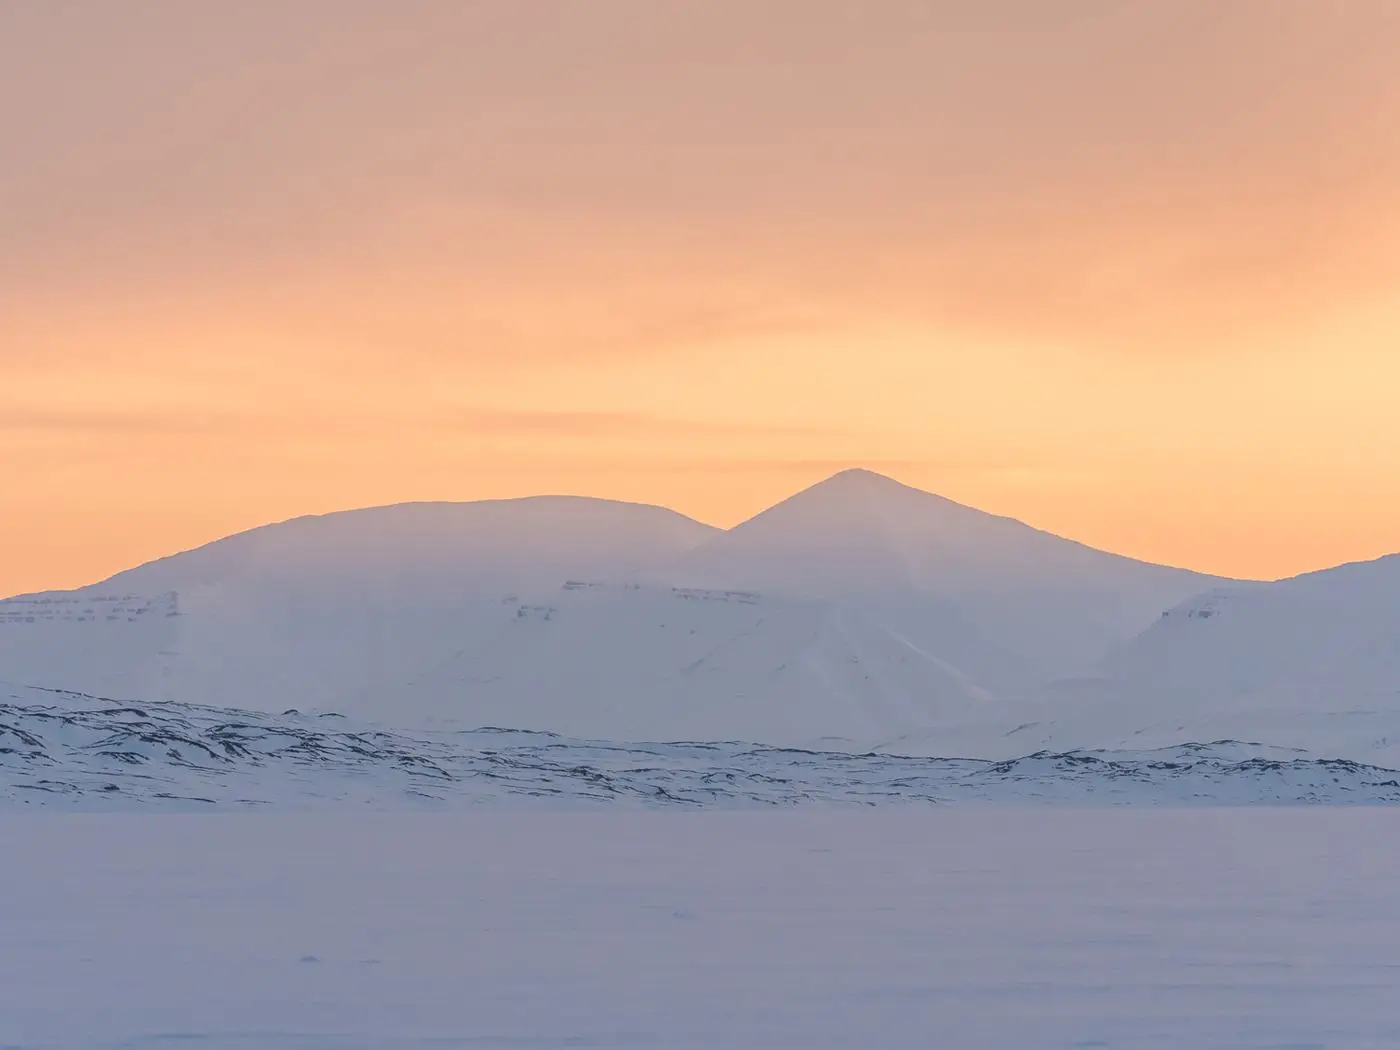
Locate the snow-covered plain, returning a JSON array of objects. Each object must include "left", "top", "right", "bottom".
[{"left": 5, "top": 809, "right": 1400, "bottom": 1049}]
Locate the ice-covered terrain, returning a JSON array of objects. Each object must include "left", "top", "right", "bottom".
[
  {"left": 6, "top": 809, "right": 1400, "bottom": 1048},
  {"left": 7, "top": 684, "right": 1400, "bottom": 808}
]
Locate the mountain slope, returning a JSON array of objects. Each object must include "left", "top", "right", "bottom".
[
  {"left": 374, "top": 581, "right": 991, "bottom": 747},
  {"left": 86, "top": 495, "right": 719, "bottom": 594}
]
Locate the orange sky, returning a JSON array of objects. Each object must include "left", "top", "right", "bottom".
[{"left": 4, "top": 1, "right": 1400, "bottom": 595}]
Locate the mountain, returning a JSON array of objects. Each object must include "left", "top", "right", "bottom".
[
  {"left": 949, "top": 553, "right": 1400, "bottom": 764},
  {"left": 0, "top": 472, "right": 1246, "bottom": 750},
  {"left": 0, "top": 496, "right": 719, "bottom": 713},
  {"left": 88, "top": 495, "right": 718, "bottom": 594},
  {"left": 667, "top": 469, "right": 1224, "bottom": 695}
]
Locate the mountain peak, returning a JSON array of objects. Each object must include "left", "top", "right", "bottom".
[
  {"left": 667, "top": 469, "right": 1019, "bottom": 594},
  {"left": 804, "top": 467, "right": 940, "bottom": 498},
  {"left": 672, "top": 466, "right": 1214, "bottom": 598},
  {"left": 735, "top": 467, "right": 981, "bottom": 536},
  {"left": 822, "top": 466, "right": 897, "bottom": 484},
  {"left": 785, "top": 467, "right": 951, "bottom": 510}
]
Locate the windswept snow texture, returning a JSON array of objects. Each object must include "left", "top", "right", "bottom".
[
  {"left": 6, "top": 685, "right": 1400, "bottom": 808},
  {"left": 5, "top": 810, "right": 1400, "bottom": 1048}
]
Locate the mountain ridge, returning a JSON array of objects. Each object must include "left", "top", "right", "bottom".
[{"left": 9, "top": 469, "right": 1254, "bottom": 599}]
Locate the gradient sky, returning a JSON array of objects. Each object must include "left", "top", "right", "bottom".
[{"left": 4, "top": 1, "right": 1400, "bottom": 594}]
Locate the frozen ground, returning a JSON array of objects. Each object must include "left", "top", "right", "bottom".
[{"left": 4, "top": 810, "right": 1400, "bottom": 1049}]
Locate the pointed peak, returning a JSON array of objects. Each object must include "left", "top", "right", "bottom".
[
  {"left": 818, "top": 466, "right": 905, "bottom": 486},
  {"left": 673, "top": 466, "right": 1029, "bottom": 594},
  {"left": 814, "top": 466, "right": 900, "bottom": 490},
  {"left": 772, "top": 467, "right": 965, "bottom": 514},
  {"left": 709, "top": 467, "right": 991, "bottom": 555},
  {"left": 827, "top": 466, "right": 887, "bottom": 481}
]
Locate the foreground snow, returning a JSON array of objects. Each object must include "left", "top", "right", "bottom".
[
  {"left": 4, "top": 810, "right": 1400, "bottom": 1048},
  {"left": 6, "top": 685, "right": 1400, "bottom": 808}
]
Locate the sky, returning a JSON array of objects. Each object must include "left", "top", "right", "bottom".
[{"left": 3, "top": 1, "right": 1400, "bottom": 594}]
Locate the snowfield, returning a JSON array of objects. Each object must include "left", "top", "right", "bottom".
[{"left": 5, "top": 809, "right": 1400, "bottom": 1049}]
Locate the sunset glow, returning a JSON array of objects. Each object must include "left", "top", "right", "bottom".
[{"left": 5, "top": 1, "right": 1400, "bottom": 593}]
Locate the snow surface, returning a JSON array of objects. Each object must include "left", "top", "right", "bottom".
[
  {"left": 8, "top": 684, "right": 1400, "bottom": 808},
  {"left": 5, "top": 809, "right": 1400, "bottom": 1048},
  {"left": 380, "top": 581, "right": 992, "bottom": 744}
]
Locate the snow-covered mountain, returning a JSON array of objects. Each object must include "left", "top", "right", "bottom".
[
  {"left": 669, "top": 469, "right": 1222, "bottom": 694},
  {"left": 0, "top": 472, "right": 1217, "bottom": 747},
  {"left": 937, "top": 553, "right": 1400, "bottom": 765},
  {"left": 0, "top": 496, "right": 719, "bottom": 715},
  {"left": 3, "top": 470, "right": 1396, "bottom": 761}
]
